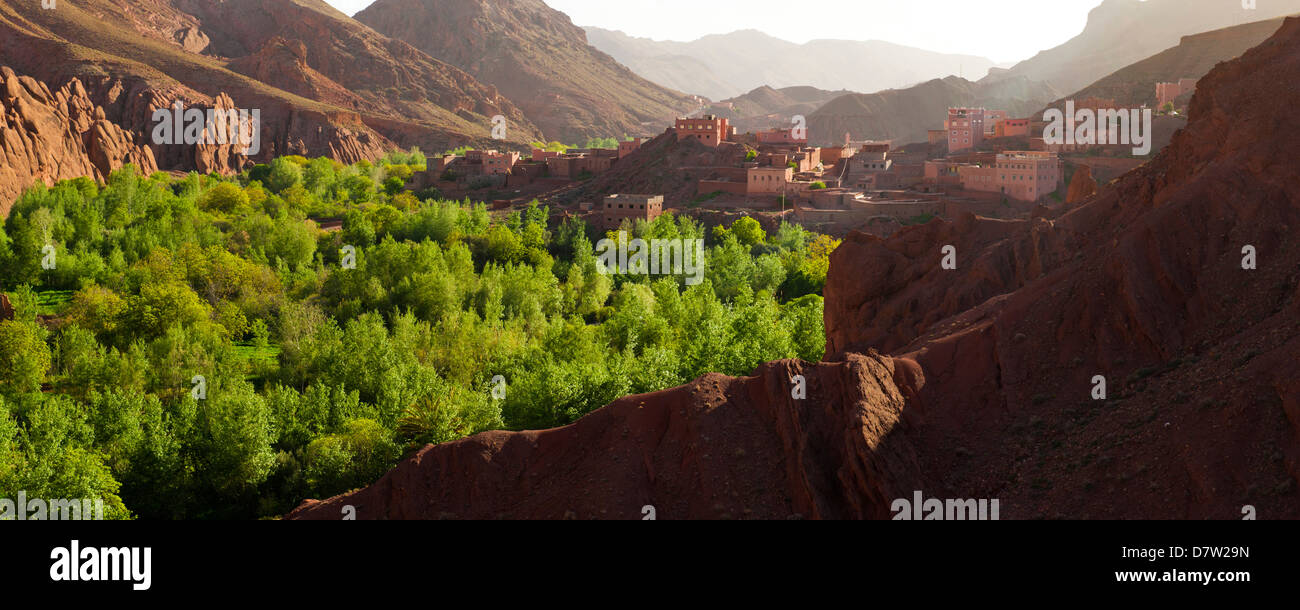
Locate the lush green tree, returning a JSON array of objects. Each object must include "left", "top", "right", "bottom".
[
  {"left": 198, "top": 182, "right": 250, "bottom": 215},
  {"left": 0, "top": 319, "right": 51, "bottom": 396},
  {"left": 266, "top": 157, "right": 303, "bottom": 194}
]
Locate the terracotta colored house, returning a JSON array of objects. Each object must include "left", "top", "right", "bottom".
[
  {"left": 1155, "top": 78, "right": 1197, "bottom": 109},
  {"left": 947, "top": 107, "right": 985, "bottom": 152},
  {"left": 481, "top": 150, "right": 521, "bottom": 176},
  {"left": 984, "top": 110, "right": 1010, "bottom": 135},
  {"left": 600, "top": 194, "right": 663, "bottom": 230},
  {"left": 675, "top": 115, "right": 732, "bottom": 147},
  {"left": 747, "top": 166, "right": 794, "bottom": 195},
  {"left": 958, "top": 151, "right": 1061, "bottom": 201},
  {"left": 995, "top": 118, "right": 1031, "bottom": 138},
  {"left": 618, "top": 138, "right": 647, "bottom": 158},
  {"left": 757, "top": 127, "right": 808, "bottom": 146}
]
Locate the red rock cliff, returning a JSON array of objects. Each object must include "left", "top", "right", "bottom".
[{"left": 0, "top": 66, "right": 157, "bottom": 215}]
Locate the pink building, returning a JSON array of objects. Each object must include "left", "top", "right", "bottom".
[
  {"left": 600, "top": 194, "right": 664, "bottom": 231},
  {"left": 984, "top": 110, "right": 1010, "bottom": 135},
  {"left": 675, "top": 115, "right": 732, "bottom": 147},
  {"left": 757, "top": 127, "right": 808, "bottom": 146},
  {"left": 995, "top": 118, "right": 1031, "bottom": 138},
  {"left": 481, "top": 150, "right": 521, "bottom": 175},
  {"left": 747, "top": 166, "right": 794, "bottom": 195},
  {"left": 1155, "top": 78, "right": 1197, "bottom": 109},
  {"left": 947, "top": 107, "right": 986, "bottom": 153},
  {"left": 944, "top": 151, "right": 1062, "bottom": 202},
  {"left": 532, "top": 148, "right": 561, "bottom": 163},
  {"left": 618, "top": 138, "right": 647, "bottom": 158}
]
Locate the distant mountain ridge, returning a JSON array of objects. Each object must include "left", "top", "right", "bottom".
[
  {"left": 994, "top": 0, "right": 1300, "bottom": 93},
  {"left": 806, "top": 75, "right": 1060, "bottom": 146},
  {"left": 584, "top": 27, "right": 998, "bottom": 100},
  {"left": 356, "top": 0, "right": 698, "bottom": 143},
  {"left": 1053, "top": 16, "right": 1294, "bottom": 108}
]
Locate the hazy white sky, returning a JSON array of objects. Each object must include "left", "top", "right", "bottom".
[{"left": 324, "top": 0, "right": 1109, "bottom": 64}]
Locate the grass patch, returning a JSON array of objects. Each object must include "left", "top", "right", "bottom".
[
  {"left": 234, "top": 342, "right": 280, "bottom": 366},
  {"left": 37, "top": 290, "right": 74, "bottom": 316}
]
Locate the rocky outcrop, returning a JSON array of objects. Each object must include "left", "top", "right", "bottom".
[
  {"left": 825, "top": 16, "right": 1300, "bottom": 519},
  {"left": 290, "top": 354, "right": 925, "bottom": 520},
  {"left": 1066, "top": 164, "right": 1098, "bottom": 204},
  {"left": 0, "top": 66, "right": 157, "bottom": 215},
  {"left": 0, "top": 294, "right": 13, "bottom": 321},
  {"left": 0, "top": 0, "right": 544, "bottom": 211}
]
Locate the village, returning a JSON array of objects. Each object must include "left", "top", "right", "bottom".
[{"left": 405, "top": 79, "right": 1196, "bottom": 239}]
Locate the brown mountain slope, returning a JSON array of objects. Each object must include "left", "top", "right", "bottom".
[
  {"left": 1054, "top": 16, "right": 1292, "bottom": 108},
  {"left": 996, "top": 0, "right": 1300, "bottom": 93},
  {"left": 807, "top": 75, "right": 1059, "bottom": 146},
  {"left": 290, "top": 16, "right": 1300, "bottom": 521},
  {"left": 355, "top": 0, "right": 697, "bottom": 143},
  {"left": 0, "top": 0, "right": 541, "bottom": 201},
  {"left": 709, "top": 85, "right": 857, "bottom": 134}
]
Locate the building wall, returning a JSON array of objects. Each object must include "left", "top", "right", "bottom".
[
  {"left": 1156, "top": 80, "right": 1196, "bottom": 109},
  {"left": 531, "top": 149, "right": 560, "bottom": 162},
  {"left": 618, "top": 138, "right": 646, "bottom": 158},
  {"left": 995, "top": 152, "right": 1061, "bottom": 201},
  {"left": 948, "top": 108, "right": 986, "bottom": 153},
  {"left": 984, "top": 110, "right": 1010, "bottom": 135},
  {"left": 601, "top": 194, "right": 664, "bottom": 230},
  {"left": 482, "top": 151, "right": 520, "bottom": 175},
  {"left": 995, "top": 119, "right": 1030, "bottom": 138},
  {"left": 675, "top": 116, "right": 731, "bottom": 147},
  {"left": 957, "top": 165, "right": 999, "bottom": 193},
  {"left": 820, "top": 145, "right": 855, "bottom": 166},
  {"left": 747, "top": 167, "right": 794, "bottom": 194},
  {"left": 757, "top": 128, "right": 808, "bottom": 145}
]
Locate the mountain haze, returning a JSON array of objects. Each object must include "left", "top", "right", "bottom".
[
  {"left": 995, "top": 0, "right": 1300, "bottom": 93},
  {"left": 585, "top": 27, "right": 998, "bottom": 100},
  {"left": 1056, "top": 16, "right": 1293, "bottom": 107}
]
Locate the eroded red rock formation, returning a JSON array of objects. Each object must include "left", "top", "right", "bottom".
[
  {"left": 290, "top": 354, "right": 923, "bottom": 520},
  {"left": 1066, "top": 164, "right": 1098, "bottom": 204},
  {"left": 0, "top": 66, "right": 157, "bottom": 215},
  {"left": 0, "top": 0, "right": 544, "bottom": 212}
]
